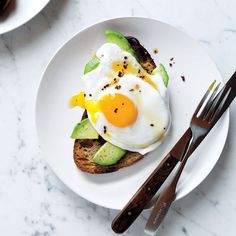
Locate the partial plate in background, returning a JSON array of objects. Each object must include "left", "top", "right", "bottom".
[
  {"left": 0, "top": 0, "right": 49, "bottom": 34},
  {"left": 36, "top": 17, "right": 229, "bottom": 210}
]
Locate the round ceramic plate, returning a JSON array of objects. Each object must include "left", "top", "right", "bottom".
[
  {"left": 0, "top": 0, "right": 49, "bottom": 34},
  {"left": 36, "top": 17, "right": 229, "bottom": 210}
]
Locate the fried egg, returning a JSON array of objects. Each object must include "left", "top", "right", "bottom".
[{"left": 74, "top": 43, "right": 170, "bottom": 154}]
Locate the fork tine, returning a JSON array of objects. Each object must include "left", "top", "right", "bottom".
[
  {"left": 209, "top": 71, "right": 236, "bottom": 123},
  {"left": 202, "top": 83, "right": 221, "bottom": 119},
  {"left": 204, "top": 85, "right": 226, "bottom": 121},
  {"left": 210, "top": 88, "right": 231, "bottom": 122},
  {"left": 192, "top": 80, "right": 216, "bottom": 117}
]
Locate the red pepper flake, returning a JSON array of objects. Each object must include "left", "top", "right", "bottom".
[
  {"left": 115, "top": 85, "right": 121, "bottom": 90},
  {"left": 114, "top": 108, "right": 118, "bottom": 113},
  {"left": 181, "top": 75, "right": 186, "bottom": 82}
]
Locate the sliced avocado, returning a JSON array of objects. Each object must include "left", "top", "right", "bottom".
[
  {"left": 71, "top": 118, "right": 99, "bottom": 139},
  {"left": 92, "top": 142, "right": 126, "bottom": 165},
  {"left": 105, "top": 29, "right": 137, "bottom": 58},
  {"left": 152, "top": 64, "right": 169, "bottom": 87},
  {"left": 84, "top": 56, "right": 100, "bottom": 74}
]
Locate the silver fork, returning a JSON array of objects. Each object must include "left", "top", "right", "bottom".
[{"left": 145, "top": 73, "right": 236, "bottom": 235}]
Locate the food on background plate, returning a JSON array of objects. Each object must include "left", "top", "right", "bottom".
[
  {"left": 0, "top": 0, "right": 11, "bottom": 13},
  {"left": 70, "top": 29, "right": 171, "bottom": 174}
]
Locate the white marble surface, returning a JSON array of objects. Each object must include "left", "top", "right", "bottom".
[{"left": 0, "top": 0, "right": 236, "bottom": 235}]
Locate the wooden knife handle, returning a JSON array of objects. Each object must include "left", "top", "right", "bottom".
[{"left": 111, "top": 153, "right": 178, "bottom": 234}]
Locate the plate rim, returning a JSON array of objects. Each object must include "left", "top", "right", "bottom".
[
  {"left": 0, "top": 0, "right": 50, "bottom": 35},
  {"left": 35, "top": 16, "right": 229, "bottom": 210}
]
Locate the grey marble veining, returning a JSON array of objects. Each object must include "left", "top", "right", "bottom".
[{"left": 0, "top": 0, "right": 236, "bottom": 235}]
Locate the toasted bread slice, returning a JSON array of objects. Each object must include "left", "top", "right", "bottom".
[
  {"left": 74, "top": 137, "right": 144, "bottom": 174},
  {"left": 73, "top": 36, "right": 156, "bottom": 174}
]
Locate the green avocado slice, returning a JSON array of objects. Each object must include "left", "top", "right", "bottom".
[
  {"left": 71, "top": 118, "right": 99, "bottom": 139},
  {"left": 92, "top": 142, "right": 126, "bottom": 165},
  {"left": 84, "top": 56, "right": 100, "bottom": 74},
  {"left": 152, "top": 64, "right": 169, "bottom": 87},
  {"left": 105, "top": 29, "right": 137, "bottom": 58}
]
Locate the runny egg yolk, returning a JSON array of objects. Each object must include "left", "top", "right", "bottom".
[
  {"left": 69, "top": 92, "right": 137, "bottom": 127},
  {"left": 70, "top": 92, "right": 85, "bottom": 108},
  {"left": 99, "top": 93, "right": 137, "bottom": 128},
  {"left": 112, "top": 61, "right": 158, "bottom": 90}
]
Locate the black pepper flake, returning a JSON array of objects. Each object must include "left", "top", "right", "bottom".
[
  {"left": 138, "top": 69, "right": 141, "bottom": 74},
  {"left": 115, "top": 85, "right": 121, "bottom": 90},
  {"left": 117, "top": 64, "right": 120, "bottom": 66},
  {"left": 150, "top": 124, "right": 154, "bottom": 127},
  {"left": 163, "top": 127, "right": 166, "bottom": 130},
  {"left": 153, "top": 48, "right": 158, "bottom": 54},
  {"left": 102, "top": 84, "right": 110, "bottom": 90},
  {"left": 84, "top": 93, "right": 86, "bottom": 97},
  {"left": 170, "top": 57, "right": 174, "bottom": 61},
  {"left": 122, "top": 103, "right": 124, "bottom": 105},
  {"left": 124, "top": 56, "right": 128, "bottom": 60},
  {"left": 118, "top": 71, "right": 123, "bottom": 77},
  {"left": 123, "top": 64, "right": 127, "bottom": 69},
  {"left": 169, "top": 63, "right": 172, "bottom": 67},
  {"left": 89, "top": 93, "right": 92, "bottom": 97},
  {"left": 139, "top": 90, "right": 142, "bottom": 92},
  {"left": 139, "top": 75, "right": 145, "bottom": 79},
  {"left": 114, "top": 108, "right": 118, "bottom": 113},
  {"left": 129, "top": 88, "right": 134, "bottom": 92},
  {"left": 181, "top": 75, "right": 186, "bottom": 82},
  {"left": 103, "top": 126, "right": 107, "bottom": 133}
]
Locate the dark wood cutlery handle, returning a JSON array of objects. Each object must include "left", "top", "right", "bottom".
[
  {"left": 111, "top": 153, "right": 178, "bottom": 234},
  {"left": 112, "top": 129, "right": 192, "bottom": 234}
]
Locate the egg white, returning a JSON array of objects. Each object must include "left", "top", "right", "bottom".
[{"left": 81, "top": 43, "right": 171, "bottom": 154}]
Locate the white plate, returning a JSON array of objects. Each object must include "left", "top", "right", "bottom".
[
  {"left": 0, "top": 0, "right": 49, "bottom": 34},
  {"left": 36, "top": 17, "right": 229, "bottom": 210}
]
